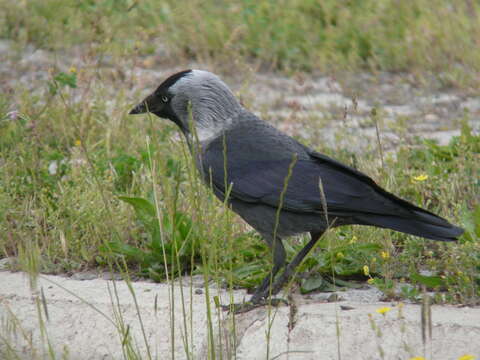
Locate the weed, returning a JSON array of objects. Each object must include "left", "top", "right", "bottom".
[
  {"left": 0, "top": 2, "right": 479, "bottom": 356},
  {"left": 1, "top": 0, "right": 480, "bottom": 86}
]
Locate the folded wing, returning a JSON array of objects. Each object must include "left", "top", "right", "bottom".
[{"left": 202, "top": 130, "right": 463, "bottom": 241}]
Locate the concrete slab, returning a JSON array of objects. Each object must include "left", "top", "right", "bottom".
[{"left": 1, "top": 271, "right": 479, "bottom": 359}]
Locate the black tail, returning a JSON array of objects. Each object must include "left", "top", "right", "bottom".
[{"left": 356, "top": 208, "right": 464, "bottom": 241}]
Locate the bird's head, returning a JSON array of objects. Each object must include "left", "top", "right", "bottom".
[{"left": 130, "top": 69, "right": 242, "bottom": 141}]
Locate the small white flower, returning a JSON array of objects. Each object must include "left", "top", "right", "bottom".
[
  {"left": 7, "top": 111, "right": 19, "bottom": 121},
  {"left": 48, "top": 161, "right": 58, "bottom": 175}
]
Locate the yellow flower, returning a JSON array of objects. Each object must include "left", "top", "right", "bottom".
[
  {"left": 375, "top": 307, "right": 392, "bottom": 315},
  {"left": 69, "top": 66, "right": 77, "bottom": 74},
  {"left": 409, "top": 357, "right": 425, "bottom": 360},
  {"left": 381, "top": 251, "right": 390, "bottom": 259},
  {"left": 336, "top": 252, "right": 344, "bottom": 259},
  {"left": 412, "top": 174, "right": 428, "bottom": 182},
  {"left": 349, "top": 235, "right": 358, "bottom": 244},
  {"left": 363, "top": 265, "right": 370, "bottom": 276},
  {"left": 458, "top": 355, "right": 476, "bottom": 360},
  {"left": 367, "top": 278, "right": 375, "bottom": 285},
  {"left": 75, "top": 139, "right": 82, "bottom": 146}
]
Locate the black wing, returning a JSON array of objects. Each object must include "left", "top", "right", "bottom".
[
  {"left": 201, "top": 123, "right": 463, "bottom": 241},
  {"left": 202, "top": 127, "right": 403, "bottom": 216}
]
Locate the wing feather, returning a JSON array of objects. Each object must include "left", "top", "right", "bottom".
[{"left": 202, "top": 133, "right": 412, "bottom": 217}]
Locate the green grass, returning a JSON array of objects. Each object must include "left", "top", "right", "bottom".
[
  {"left": 0, "top": 1, "right": 479, "bottom": 357},
  {"left": 1, "top": 0, "right": 480, "bottom": 87},
  {"left": 1, "top": 0, "right": 479, "bottom": 306},
  {"left": 0, "top": 0, "right": 480, "bottom": 303}
]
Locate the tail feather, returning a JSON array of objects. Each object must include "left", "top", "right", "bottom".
[{"left": 356, "top": 212, "right": 463, "bottom": 241}]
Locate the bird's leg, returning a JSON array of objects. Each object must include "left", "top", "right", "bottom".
[
  {"left": 248, "top": 264, "right": 281, "bottom": 303},
  {"left": 222, "top": 232, "right": 324, "bottom": 314},
  {"left": 262, "top": 231, "right": 325, "bottom": 298},
  {"left": 221, "top": 237, "right": 286, "bottom": 313},
  {"left": 249, "top": 236, "right": 286, "bottom": 304}
]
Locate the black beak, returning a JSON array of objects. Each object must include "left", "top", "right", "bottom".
[
  {"left": 129, "top": 93, "right": 157, "bottom": 115},
  {"left": 129, "top": 102, "right": 147, "bottom": 115}
]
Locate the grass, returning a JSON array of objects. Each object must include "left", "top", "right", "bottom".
[
  {"left": 1, "top": 0, "right": 480, "bottom": 88},
  {"left": 0, "top": 0, "right": 479, "bottom": 358},
  {"left": 0, "top": 61, "right": 478, "bottom": 303}
]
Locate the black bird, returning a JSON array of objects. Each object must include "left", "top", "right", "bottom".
[{"left": 130, "top": 70, "right": 463, "bottom": 310}]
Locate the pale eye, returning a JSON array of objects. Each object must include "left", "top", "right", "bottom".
[{"left": 162, "top": 95, "right": 169, "bottom": 103}]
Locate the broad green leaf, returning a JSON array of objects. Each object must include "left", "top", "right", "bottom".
[
  {"left": 119, "top": 196, "right": 156, "bottom": 220},
  {"left": 301, "top": 276, "right": 337, "bottom": 293},
  {"left": 411, "top": 273, "right": 444, "bottom": 288}
]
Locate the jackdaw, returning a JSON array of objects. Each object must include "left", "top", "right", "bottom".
[{"left": 130, "top": 69, "right": 464, "bottom": 310}]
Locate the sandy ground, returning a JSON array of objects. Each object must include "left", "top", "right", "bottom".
[
  {"left": 1, "top": 39, "right": 479, "bottom": 156},
  {"left": 1, "top": 271, "right": 479, "bottom": 359}
]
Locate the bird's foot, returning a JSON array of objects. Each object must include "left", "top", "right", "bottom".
[{"left": 221, "top": 298, "right": 288, "bottom": 314}]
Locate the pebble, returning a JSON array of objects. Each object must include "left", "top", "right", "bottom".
[
  {"left": 425, "top": 113, "right": 439, "bottom": 122},
  {"left": 71, "top": 272, "right": 98, "bottom": 281}
]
